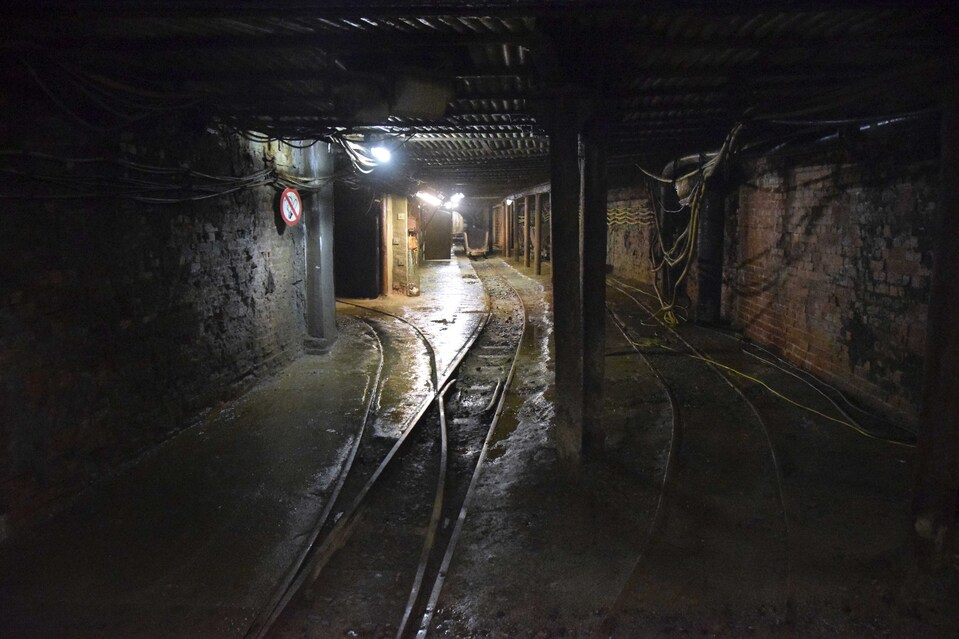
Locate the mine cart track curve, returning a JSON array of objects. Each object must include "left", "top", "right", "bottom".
[
  {"left": 245, "top": 269, "right": 529, "bottom": 639},
  {"left": 604, "top": 276, "right": 794, "bottom": 628}
]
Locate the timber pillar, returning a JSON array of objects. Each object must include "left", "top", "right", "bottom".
[
  {"left": 911, "top": 78, "right": 959, "bottom": 573},
  {"left": 534, "top": 193, "right": 543, "bottom": 275},
  {"left": 695, "top": 184, "right": 726, "bottom": 324},
  {"left": 548, "top": 102, "right": 609, "bottom": 462}
]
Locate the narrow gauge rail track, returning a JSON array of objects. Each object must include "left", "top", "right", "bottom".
[
  {"left": 600, "top": 301, "right": 682, "bottom": 632},
  {"left": 604, "top": 276, "right": 795, "bottom": 627},
  {"left": 248, "top": 270, "right": 527, "bottom": 639},
  {"left": 242, "top": 315, "right": 385, "bottom": 639},
  {"left": 414, "top": 269, "right": 527, "bottom": 639},
  {"left": 247, "top": 299, "right": 483, "bottom": 639}
]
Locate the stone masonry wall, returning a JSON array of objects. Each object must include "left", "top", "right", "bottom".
[
  {"left": 0, "top": 121, "right": 316, "bottom": 531},
  {"left": 723, "top": 140, "right": 937, "bottom": 426}
]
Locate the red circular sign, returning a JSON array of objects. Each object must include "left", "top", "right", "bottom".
[{"left": 280, "top": 188, "right": 302, "bottom": 226}]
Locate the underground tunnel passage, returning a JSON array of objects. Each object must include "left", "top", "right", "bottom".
[{"left": 0, "top": 2, "right": 957, "bottom": 637}]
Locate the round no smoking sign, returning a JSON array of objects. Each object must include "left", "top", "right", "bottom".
[{"left": 280, "top": 188, "right": 302, "bottom": 226}]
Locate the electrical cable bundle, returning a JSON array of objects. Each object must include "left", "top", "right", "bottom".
[
  {"left": 21, "top": 57, "right": 201, "bottom": 132},
  {"left": 609, "top": 277, "right": 915, "bottom": 448},
  {"left": 635, "top": 124, "right": 743, "bottom": 325},
  {"left": 0, "top": 153, "right": 274, "bottom": 203},
  {"left": 0, "top": 150, "right": 346, "bottom": 203},
  {"left": 334, "top": 137, "right": 379, "bottom": 175},
  {"left": 19, "top": 57, "right": 416, "bottom": 190}
]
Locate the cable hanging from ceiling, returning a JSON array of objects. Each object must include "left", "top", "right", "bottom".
[
  {"left": 18, "top": 56, "right": 408, "bottom": 185},
  {"left": 0, "top": 150, "right": 342, "bottom": 203},
  {"left": 632, "top": 123, "right": 743, "bottom": 326},
  {"left": 20, "top": 56, "right": 202, "bottom": 133}
]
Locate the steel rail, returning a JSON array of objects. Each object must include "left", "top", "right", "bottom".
[
  {"left": 299, "top": 304, "right": 489, "bottom": 589},
  {"left": 246, "top": 314, "right": 440, "bottom": 639},
  {"left": 395, "top": 378, "right": 456, "bottom": 639},
  {"left": 600, "top": 300, "right": 683, "bottom": 632},
  {"left": 607, "top": 275, "right": 795, "bottom": 624},
  {"left": 336, "top": 298, "right": 441, "bottom": 393},
  {"left": 416, "top": 270, "right": 528, "bottom": 639},
  {"left": 243, "top": 316, "right": 386, "bottom": 639},
  {"left": 249, "top": 292, "right": 490, "bottom": 639}
]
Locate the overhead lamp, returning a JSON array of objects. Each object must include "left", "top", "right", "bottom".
[
  {"left": 505, "top": 198, "right": 514, "bottom": 205},
  {"left": 415, "top": 191, "right": 443, "bottom": 207},
  {"left": 450, "top": 192, "right": 465, "bottom": 203},
  {"left": 370, "top": 145, "right": 391, "bottom": 163}
]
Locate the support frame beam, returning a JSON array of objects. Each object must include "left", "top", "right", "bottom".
[{"left": 911, "top": 77, "right": 959, "bottom": 573}]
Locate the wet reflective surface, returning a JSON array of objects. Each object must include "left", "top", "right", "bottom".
[
  {"left": 2, "top": 255, "right": 955, "bottom": 638},
  {"left": 430, "top": 263, "right": 956, "bottom": 638},
  {"left": 268, "top": 257, "right": 527, "bottom": 639},
  {"left": 337, "top": 258, "right": 488, "bottom": 442},
  {"left": 356, "top": 258, "right": 488, "bottom": 380},
  {"left": 0, "top": 318, "right": 381, "bottom": 638}
]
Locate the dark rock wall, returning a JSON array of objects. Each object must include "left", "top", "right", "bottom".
[{"left": 0, "top": 124, "right": 319, "bottom": 529}]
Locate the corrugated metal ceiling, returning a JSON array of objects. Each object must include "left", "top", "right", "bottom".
[{"left": 0, "top": 1, "right": 951, "bottom": 196}]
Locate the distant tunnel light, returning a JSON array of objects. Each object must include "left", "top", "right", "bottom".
[
  {"left": 415, "top": 191, "right": 443, "bottom": 207},
  {"left": 370, "top": 145, "right": 391, "bottom": 163},
  {"left": 450, "top": 192, "right": 465, "bottom": 203}
]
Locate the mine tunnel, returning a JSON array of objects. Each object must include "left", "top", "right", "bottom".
[{"left": 1, "top": 2, "right": 957, "bottom": 637}]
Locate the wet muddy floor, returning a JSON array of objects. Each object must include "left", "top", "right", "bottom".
[
  {"left": 1, "top": 254, "right": 956, "bottom": 638},
  {"left": 429, "top": 260, "right": 957, "bottom": 639},
  {"left": 0, "top": 319, "right": 383, "bottom": 638}
]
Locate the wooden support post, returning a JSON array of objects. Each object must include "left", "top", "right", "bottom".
[
  {"left": 500, "top": 203, "right": 506, "bottom": 256},
  {"left": 534, "top": 193, "right": 543, "bottom": 275},
  {"left": 512, "top": 200, "right": 518, "bottom": 260},
  {"left": 488, "top": 205, "right": 494, "bottom": 254},
  {"left": 549, "top": 109, "right": 585, "bottom": 462},
  {"left": 911, "top": 79, "right": 959, "bottom": 572},
  {"left": 695, "top": 186, "right": 725, "bottom": 324},
  {"left": 581, "top": 119, "right": 608, "bottom": 452},
  {"left": 380, "top": 197, "right": 391, "bottom": 296},
  {"left": 505, "top": 200, "right": 513, "bottom": 258},
  {"left": 547, "top": 99, "right": 610, "bottom": 462},
  {"left": 524, "top": 194, "right": 532, "bottom": 268}
]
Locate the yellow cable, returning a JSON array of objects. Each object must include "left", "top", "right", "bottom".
[
  {"left": 687, "top": 354, "right": 915, "bottom": 448},
  {"left": 608, "top": 277, "right": 915, "bottom": 449}
]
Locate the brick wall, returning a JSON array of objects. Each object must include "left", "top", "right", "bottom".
[
  {"left": 723, "top": 140, "right": 937, "bottom": 426},
  {"left": 606, "top": 186, "right": 657, "bottom": 283},
  {"left": 0, "top": 121, "right": 321, "bottom": 529}
]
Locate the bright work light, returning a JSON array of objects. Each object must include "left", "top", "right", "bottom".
[
  {"left": 415, "top": 191, "right": 443, "bottom": 207},
  {"left": 371, "top": 145, "right": 391, "bottom": 163}
]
